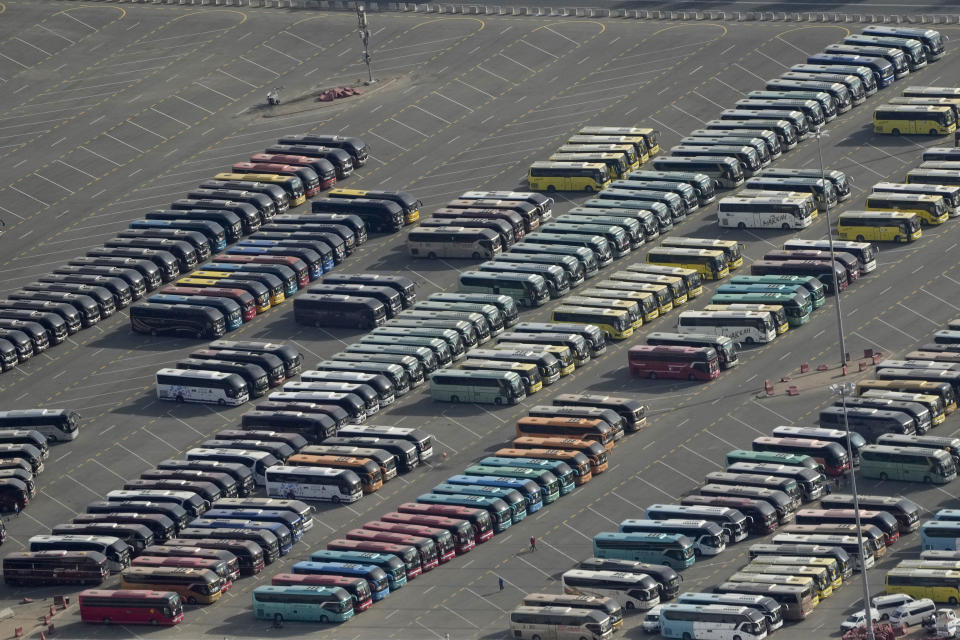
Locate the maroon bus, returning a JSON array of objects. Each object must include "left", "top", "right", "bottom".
[
  {"left": 380, "top": 511, "right": 477, "bottom": 554},
  {"left": 360, "top": 520, "right": 455, "bottom": 563},
  {"left": 325, "top": 538, "right": 422, "bottom": 579},
  {"left": 78, "top": 589, "right": 183, "bottom": 626},
  {"left": 628, "top": 344, "right": 719, "bottom": 380}
]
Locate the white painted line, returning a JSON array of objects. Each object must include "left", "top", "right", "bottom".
[
  {"left": 217, "top": 68, "right": 258, "bottom": 89},
  {"left": 456, "top": 78, "right": 495, "bottom": 99},
  {"left": 733, "top": 62, "right": 767, "bottom": 82},
  {"left": 167, "top": 412, "right": 205, "bottom": 436},
  {"left": 689, "top": 64, "right": 703, "bottom": 75},
  {"left": 126, "top": 119, "right": 167, "bottom": 141},
  {"left": 433, "top": 90, "right": 473, "bottom": 113},
  {"left": 37, "top": 24, "right": 75, "bottom": 44},
  {"left": 754, "top": 48, "right": 788, "bottom": 68},
  {"left": 542, "top": 25, "right": 578, "bottom": 46},
  {"left": 921, "top": 287, "right": 960, "bottom": 312},
  {"left": 657, "top": 459, "right": 700, "bottom": 484},
  {"left": 464, "top": 587, "right": 506, "bottom": 612},
  {"left": 173, "top": 94, "right": 214, "bottom": 115},
  {"left": 281, "top": 30, "right": 324, "bottom": 50},
  {"left": 876, "top": 316, "right": 920, "bottom": 340},
  {"left": 776, "top": 35, "right": 809, "bottom": 57},
  {"left": 9, "top": 185, "right": 49, "bottom": 206},
  {"left": 692, "top": 90, "right": 726, "bottom": 109},
  {"left": 103, "top": 132, "right": 144, "bottom": 154},
  {"left": 441, "top": 604, "right": 479, "bottom": 628},
  {"left": 14, "top": 37, "right": 52, "bottom": 57},
  {"left": 116, "top": 442, "right": 153, "bottom": 466},
  {"left": 443, "top": 414, "right": 481, "bottom": 437},
  {"left": 262, "top": 43, "right": 301, "bottom": 64},
  {"left": 32, "top": 171, "right": 75, "bottom": 194},
  {"left": 411, "top": 104, "right": 451, "bottom": 125},
  {"left": 648, "top": 116, "right": 685, "bottom": 138},
  {"left": 89, "top": 457, "right": 128, "bottom": 482},
  {"left": 415, "top": 621, "right": 445, "bottom": 640},
  {"left": 611, "top": 489, "right": 646, "bottom": 512},
  {"left": 498, "top": 52, "right": 535, "bottom": 73},
  {"left": 681, "top": 444, "right": 723, "bottom": 468},
  {"left": 520, "top": 39, "right": 558, "bottom": 59},
  {"left": 473, "top": 403, "right": 506, "bottom": 424},
  {"left": 0, "top": 204, "right": 23, "bottom": 220},
  {"left": 671, "top": 103, "right": 705, "bottom": 124},
  {"left": 637, "top": 477, "right": 677, "bottom": 500},
  {"left": 538, "top": 538, "right": 578, "bottom": 562},
  {"left": 389, "top": 117, "right": 429, "bottom": 138},
  {"left": 194, "top": 81, "right": 235, "bottom": 102},
  {"left": 39, "top": 489, "right": 74, "bottom": 514},
  {"left": 514, "top": 554, "right": 552, "bottom": 579},
  {"left": 476, "top": 65, "right": 511, "bottom": 84},
  {"left": 751, "top": 400, "right": 795, "bottom": 425},
  {"left": 587, "top": 505, "right": 618, "bottom": 525},
  {"left": 150, "top": 107, "right": 189, "bottom": 128},
  {"left": 896, "top": 302, "right": 940, "bottom": 326},
  {"left": 368, "top": 130, "right": 409, "bottom": 151},
  {"left": 61, "top": 10, "right": 96, "bottom": 31},
  {"left": 720, "top": 44, "right": 736, "bottom": 56},
  {"left": 726, "top": 414, "right": 765, "bottom": 436},
  {"left": 844, "top": 155, "right": 884, "bottom": 177},
  {"left": 0, "top": 51, "right": 28, "bottom": 69},
  {"left": 239, "top": 55, "right": 280, "bottom": 77}
]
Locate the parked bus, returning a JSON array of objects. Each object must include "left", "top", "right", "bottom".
[
  {"left": 4, "top": 550, "right": 108, "bottom": 587},
  {"left": 458, "top": 271, "right": 550, "bottom": 309},
  {"left": 510, "top": 605, "right": 613, "bottom": 640},
  {"left": 619, "top": 519, "right": 725, "bottom": 557},
  {"left": 628, "top": 345, "right": 719, "bottom": 381},
  {"left": 78, "top": 589, "right": 183, "bottom": 626},
  {"left": 429, "top": 369, "right": 526, "bottom": 406},
  {"left": 866, "top": 192, "right": 948, "bottom": 227},
  {"left": 660, "top": 604, "right": 768, "bottom": 640},
  {"left": 0, "top": 409, "right": 79, "bottom": 443},
  {"left": 677, "top": 310, "right": 777, "bottom": 345},
  {"left": 516, "top": 417, "right": 615, "bottom": 450},
  {"left": 528, "top": 161, "right": 610, "bottom": 192},
  {"left": 886, "top": 567, "right": 960, "bottom": 603},
  {"left": 719, "top": 194, "right": 816, "bottom": 230},
  {"left": 416, "top": 493, "right": 512, "bottom": 534},
  {"left": 875, "top": 104, "right": 956, "bottom": 135},
  {"left": 291, "top": 561, "right": 389, "bottom": 601},
  {"left": 130, "top": 303, "right": 225, "bottom": 339},
  {"left": 120, "top": 566, "right": 222, "bottom": 605},
  {"left": 562, "top": 569, "right": 661, "bottom": 611},
  {"left": 822, "top": 495, "right": 921, "bottom": 534},
  {"left": 252, "top": 585, "right": 353, "bottom": 625},
  {"left": 861, "top": 444, "right": 956, "bottom": 484},
  {"left": 752, "top": 437, "right": 848, "bottom": 477},
  {"left": 285, "top": 456, "right": 382, "bottom": 495},
  {"left": 271, "top": 573, "right": 371, "bottom": 612},
  {"left": 651, "top": 155, "right": 744, "bottom": 189},
  {"left": 593, "top": 532, "right": 696, "bottom": 570},
  {"left": 646, "top": 247, "right": 728, "bottom": 281},
  {"left": 155, "top": 369, "right": 248, "bottom": 407}
]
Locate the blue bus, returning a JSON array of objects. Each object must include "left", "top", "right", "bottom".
[
  {"left": 921, "top": 521, "right": 960, "bottom": 551},
  {"left": 416, "top": 493, "right": 513, "bottom": 533},
  {"left": 310, "top": 549, "right": 407, "bottom": 591},
  {"left": 807, "top": 53, "right": 895, "bottom": 88},
  {"left": 478, "top": 456, "right": 576, "bottom": 496},
  {"left": 129, "top": 219, "right": 227, "bottom": 252},
  {"left": 252, "top": 585, "right": 354, "bottom": 624},
  {"left": 445, "top": 473, "right": 543, "bottom": 513},
  {"left": 187, "top": 519, "right": 292, "bottom": 555},
  {"left": 593, "top": 532, "right": 696, "bottom": 570},
  {"left": 432, "top": 482, "right": 527, "bottom": 524},
  {"left": 146, "top": 294, "right": 243, "bottom": 331},
  {"left": 291, "top": 560, "right": 390, "bottom": 601}
]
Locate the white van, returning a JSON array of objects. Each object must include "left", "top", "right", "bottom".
[
  {"left": 643, "top": 605, "right": 662, "bottom": 633},
  {"left": 890, "top": 598, "right": 936, "bottom": 627},
  {"left": 873, "top": 593, "right": 914, "bottom": 620}
]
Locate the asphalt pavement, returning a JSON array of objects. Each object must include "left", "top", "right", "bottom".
[{"left": 1, "top": 2, "right": 960, "bottom": 639}]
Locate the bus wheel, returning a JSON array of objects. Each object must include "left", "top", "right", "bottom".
[
  {"left": 856, "top": 235, "right": 865, "bottom": 242},
  {"left": 187, "top": 596, "right": 197, "bottom": 605},
  {"left": 894, "top": 235, "right": 901, "bottom": 243},
  {"left": 150, "top": 329, "right": 158, "bottom": 336},
  {"left": 931, "top": 129, "right": 939, "bottom": 136},
  {"left": 625, "top": 601, "right": 635, "bottom": 610},
  {"left": 532, "top": 635, "right": 542, "bottom": 640},
  {"left": 546, "top": 185, "right": 556, "bottom": 192},
  {"left": 102, "top": 618, "right": 111, "bottom": 625},
  {"left": 176, "top": 395, "right": 185, "bottom": 403},
  {"left": 737, "top": 222, "right": 746, "bottom": 230},
  {"left": 950, "top": 597, "right": 959, "bottom": 605},
  {"left": 494, "top": 397, "right": 503, "bottom": 406},
  {"left": 649, "top": 371, "right": 657, "bottom": 379},
  {"left": 744, "top": 337, "right": 755, "bottom": 344},
  {"left": 781, "top": 223, "right": 790, "bottom": 230},
  {"left": 682, "top": 635, "right": 692, "bottom": 640},
  {"left": 879, "top": 472, "right": 888, "bottom": 481},
  {"left": 427, "top": 252, "right": 437, "bottom": 259},
  {"left": 472, "top": 252, "right": 481, "bottom": 260},
  {"left": 584, "top": 186, "right": 594, "bottom": 193},
  {"left": 689, "top": 373, "right": 698, "bottom": 381},
  {"left": 150, "top": 619, "right": 159, "bottom": 626},
  {"left": 924, "top": 475, "right": 933, "bottom": 484},
  {"left": 450, "top": 395, "right": 460, "bottom": 403},
  {"left": 332, "top": 495, "right": 341, "bottom": 503},
  {"left": 891, "top": 128, "right": 900, "bottom": 135},
  {"left": 319, "top": 615, "right": 329, "bottom": 623},
  {"left": 218, "top": 399, "right": 226, "bottom": 406},
  {"left": 274, "top": 613, "right": 283, "bottom": 625}
]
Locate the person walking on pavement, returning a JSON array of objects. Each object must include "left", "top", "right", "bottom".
[
  {"left": 529, "top": 536, "right": 536, "bottom": 552},
  {"left": 13, "top": 502, "right": 19, "bottom": 518},
  {"left": 498, "top": 576, "right": 504, "bottom": 591}
]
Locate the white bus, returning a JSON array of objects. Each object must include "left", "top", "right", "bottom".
[
  {"left": 459, "top": 270, "right": 550, "bottom": 308},
  {"left": 186, "top": 448, "right": 278, "bottom": 486},
  {"left": 155, "top": 368, "right": 249, "bottom": 406},
  {"left": 660, "top": 604, "right": 768, "bottom": 640},
  {"left": 0, "top": 409, "right": 80, "bottom": 442},
  {"left": 429, "top": 369, "right": 527, "bottom": 406},
  {"left": 264, "top": 465, "right": 362, "bottom": 504},
  {"left": 677, "top": 310, "right": 777, "bottom": 345},
  {"left": 510, "top": 605, "right": 613, "bottom": 640},
  {"left": 407, "top": 227, "right": 501, "bottom": 260},
  {"left": 718, "top": 194, "right": 816, "bottom": 230},
  {"left": 561, "top": 569, "right": 661, "bottom": 610}
]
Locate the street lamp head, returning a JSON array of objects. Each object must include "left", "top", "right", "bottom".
[{"left": 829, "top": 382, "right": 856, "bottom": 395}]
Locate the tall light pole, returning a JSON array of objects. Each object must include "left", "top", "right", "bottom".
[
  {"left": 357, "top": 6, "right": 376, "bottom": 85},
  {"left": 818, "top": 128, "right": 876, "bottom": 640}
]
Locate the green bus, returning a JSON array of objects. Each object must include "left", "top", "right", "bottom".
[
  {"left": 252, "top": 585, "right": 353, "bottom": 624},
  {"left": 478, "top": 456, "right": 576, "bottom": 496},
  {"left": 592, "top": 532, "right": 696, "bottom": 570},
  {"left": 429, "top": 369, "right": 526, "bottom": 406},
  {"left": 725, "top": 450, "right": 823, "bottom": 474},
  {"left": 729, "top": 274, "right": 825, "bottom": 309},
  {"left": 711, "top": 291, "right": 812, "bottom": 327},
  {"left": 859, "top": 444, "right": 956, "bottom": 484},
  {"left": 463, "top": 465, "right": 561, "bottom": 504}
]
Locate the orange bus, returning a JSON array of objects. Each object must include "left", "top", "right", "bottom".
[
  {"left": 285, "top": 454, "right": 382, "bottom": 494},
  {"left": 515, "top": 417, "right": 615, "bottom": 450},
  {"left": 494, "top": 447, "right": 593, "bottom": 485},
  {"left": 512, "top": 436, "right": 609, "bottom": 473}
]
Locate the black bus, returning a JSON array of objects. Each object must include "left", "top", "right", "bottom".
[
  {"left": 0, "top": 320, "right": 48, "bottom": 354},
  {"left": 87, "top": 500, "right": 189, "bottom": 533},
  {"left": 266, "top": 391, "right": 366, "bottom": 424},
  {"left": 24, "top": 282, "right": 115, "bottom": 318},
  {"left": 259, "top": 224, "right": 347, "bottom": 263},
  {"left": 208, "top": 340, "right": 302, "bottom": 378},
  {"left": 328, "top": 352, "right": 425, "bottom": 387},
  {"left": 129, "top": 303, "right": 225, "bottom": 339},
  {"left": 175, "top": 358, "right": 270, "bottom": 398},
  {"left": 552, "top": 393, "right": 647, "bottom": 432},
  {"left": 308, "top": 284, "right": 402, "bottom": 318},
  {"left": 199, "top": 179, "right": 289, "bottom": 214},
  {"left": 8, "top": 290, "right": 100, "bottom": 327},
  {"left": 116, "top": 228, "right": 212, "bottom": 262},
  {"left": 276, "top": 134, "right": 368, "bottom": 167},
  {"left": 270, "top": 213, "right": 365, "bottom": 247},
  {"left": 294, "top": 293, "right": 387, "bottom": 329},
  {"left": 189, "top": 348, "right": 285, "bottom": 386},
  {"left": 104, "top": 237, "right": 197, "bottom": 274},
  {"left": 187, "top": 188, "right": 276, "bottom": 221},
  {"left": 253, "top": 402, "right": 350, "bottom": 432},
  {"left": 70, "top": 256, "right": 162, "bottom": 291},
  {"left": 322, "top": 273, "right": 416, "bottom": 308},
  {"left": 171, "top": 199, "right": 261, "bottom": 235},
  {"left": 240, "top": 410, "right": 338, "bottom": 443},
  {"left": 311, "top": 199, "right": 404, "bottom": 233},
  {"left": 86, "top": 246, "right": 180, "bottom": 283},
  {"left": 322, "top": 436, "right": 419, "bottom": 473},
  {"left": 38, "top": 274, "right": 131, "bottom": 309},
  {"left": 145, "top": 209, "right": 243, "bottom": 244},
  {"left": 155, "top": 460, "right": 254, "bottom": 498}
]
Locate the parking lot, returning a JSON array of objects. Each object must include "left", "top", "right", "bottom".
[{"left": 2, "top": 2, "right": 960, "bottom": 639}]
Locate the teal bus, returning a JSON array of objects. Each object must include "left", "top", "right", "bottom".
[
  {"left": 429, "top": 369, "right": 526, "bottom": 406},
  {"left": 445, "top": 474, "right": 543, "bottom": 514},
  {"left": 291, "top": 561, "right": 390, "bottom": 601},
  {"left": 593, "top": 532, "right": 696, "bottom": 570},
  {"left": 463, "top": 464, "right": 561, "bottom": 504},
  {"left": 478, "top": 456, "right": 576, "bottom": 496},
  {"left": 309, "top": 550, "right": 407, "bottom": 591},
  {"left": 712, "top": 291, "right": 812, "bottom": 327},
  {"left": 432, "top": 482, "right": 527, "bottom": 524},
  {"left": 416, "top": 493, "right": 513, "bottom": 533},
  {"left": 859, "top": 444, "right": 956, "bottom": 484},
  {"left": 728, "top": 274, "right": 825, "bottom": 309},
  {"left": 252, "top": 585, "right": 353, "bottom": 624}
]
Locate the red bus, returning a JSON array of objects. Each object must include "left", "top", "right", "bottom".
[
  {"left": 158, "top": 286, "right": 257, "bottom": 321},
  {"left": 752, "top": 437, "right": 850, "bottom": 477},
  {"left": 131, "top": 556, "right": 234, "bottom": 591},
  {"left": 347, "top": 528, "right": 439, "bottom": 571},
  {"left": 271, "top": 573, "right": 372, "bottom": 612},
  {"left": 250, "top": 153, "right": 336, "bottom": 191},
  {"left": 395, "top": 502, "right": 493, "bottom": 545},
  {"left": 232, "top": 162, "right": 321, "bottom": 197},
  {"left": 140, "top": 545, "right": 240, "bottom": 581},
  {"left": 213, "top": 254, "right": 310, "bottom": 288},
  {"left": 326, "top": 538, "right": 422, "bottom": 579},
  {"left": 628, "top": 344, "right": 720, "bottom": 381},
  {"left": 360, "top": 520, "right": 455, "bottom": 563},
  {"left": 380, "top": 511, "right": 477, "bottom": 554},
  {"left": 3, "top": 550, "right": 108, "bottom": 586},
  {"left": 78, "top": 589, "right": 183, "bottom": 626}
]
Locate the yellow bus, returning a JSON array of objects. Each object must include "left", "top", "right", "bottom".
[
  {"left": 578, "top": 126, "right": 661, "bottom": 155},
  {"left": 552, "top": 305, "right": 634, "bottom": 341},
  {"left": 661, "top": 237, "right": 743, "bottom": 269},
  {"left": 564, "top": 295, "right": 643, "bottom": 330},
  {"left": 857, "top": 379, "right": 956, "bottom": 416},
  {"left": 607, "top": 276, "right": 673, "bottom": 315},
  {"left": 740, "top": 562, "right": 833, "bottom": 600},
  {"left": 886, "top": 567, "right": 960, "bottom": 603},
  {"left": 615, "top": 271, "right": 687, "bottom": 306},
  {"left": 327, "top": 188, "right": 421, "bottom": 225},
  {"left": 567, "top": 134, "right": 650, "bottom": 164},
  {"left": 581, "top": 286, "right": 655, "bottom": 325},
  {"left": 213, "top": 172, "right": 306, "bottom": 206},
  {"left": 873, "top": 104, "right": 956, "bottom": 136},
  {"left": 556, "top": 144, "right": 640, "bottom": 172},
  {"left": 837, "top": 211, "right": 921, "bottom": 243},
  {"left": 628, "top": 264, "right": 703, "bottom": 298},
  {"left": 647, "top": 247, "right": 728, "bottom": 280},
  {"left": 529, "top": 161, "right": 610, "bottom": 193},
  {"left": 121, "top": 566, "right": 223, "bottom": 605},
  {"left": 865, "top": 192, "right": 948, "bottom": 225},
  {"left": 549, "top": 152, "right": 629, "bottom": 180}
]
